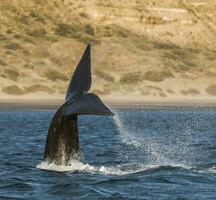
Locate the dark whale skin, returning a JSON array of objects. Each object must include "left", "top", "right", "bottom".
[
  {"left": 43, "top": 44, "right": 113, "bottom": 165},
  {"left": 44, "top": 106, "right": 79, "bottom": 165}
]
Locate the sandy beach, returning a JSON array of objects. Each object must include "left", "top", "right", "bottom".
[{"left": 0, "top": 94, "right": 216, "bottom": 110}]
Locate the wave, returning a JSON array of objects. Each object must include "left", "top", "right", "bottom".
[
  {"left": 208, "top": 166, "right": 216, "bottom": 173},
  {"left": 36, "top": 160, "right": 194, "bottom": 175},
  {"left": 196, "top": 165, "right": 216, "bottom": 174},
  {"left": 37, "top": 160, "right": 129, "bottom": 175},
  {"left": 37, "top": 160, "right": 95, "bottom": 173},
  {"left": 36, "top": 112, "right": 216, "bottom": 176}
]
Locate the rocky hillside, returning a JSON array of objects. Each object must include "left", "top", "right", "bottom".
[{"left": 0, "top": 0, "right": 216, "bottom": 99}]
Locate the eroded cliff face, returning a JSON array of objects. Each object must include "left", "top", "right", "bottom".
[
  {"left": 0, "top": 0, "right": 216, "bottom": 98},
  {"left": 81, "top": 0, "right": 216, "bottom": 49}
]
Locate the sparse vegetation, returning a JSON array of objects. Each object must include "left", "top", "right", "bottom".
[
  {"left": 103, "top": 83, "right": 120, "bottom": 92},
  {"left": 134, "top": 36, "right": 153, "bottom": 51},
  {"left": 29, "top": 11, "right": 45, "bottom": 23},
  {"left": 0, "top": 59, "right": 6, "bottom": 66},
  {"left": 153, "top": 42, "right": 178, "bottom": 50},
  {"left": 120, "top": 70, "right": 174, "bottom": 84},
  {"left": 14, "top": 14, "right": 29, "bottom": 24},
  {"left": 146, "top": 85, "right": 162, "bottom": 91},
  {"left": 163, "top": 50, "right": 187, "bottom": 61},
  {"left": 171, "top": 49, "right": 190, "bottom": 60},
  {"left": 162, "top": 47, "right": 199, "bottom": 72},
  {"left": 55, "top": 23, "right": 98, "bottom": 44},
  {"left": 4, "top": 43, "right": 22, "bottom": 50},
  {"left": 0, "top": 0, "right": 215, "bottom": 98},
  {"left": 182, "top": 60, "right": 197, "bottom": 68},
  {"left": 2, "top": 85, "right": 24, "bottom": 95},
  {"left": 4, "top": 50, "right": 13, "bottom": 55},
  {"left": 206, "top": 85, "right": 216, "bottom": 96},
  {"left": 79, "top": 12, "right": 88, "bottom": 18},
  {"left": 167, "top": 89, "right": 174, "bottom": 94},
  {"left": 162, "top": 47, "right": 198, "bottom": 72},
  {"left": 94, "top": 70, "right": 115, "bottom": 82},
  {"left": 84, "top": 24, "right": 95, "bottom": 36},
  {"left": 98, "top": 24, "right": 130, "bottom": 38},
  {"left": 34, "top": 47, "right": 50, "bottom": 57},
  {"left": 159, "top": 92, "right": 167, "bottom": 97},
  {"left": 2, "top": 69, "right": 19, "bottom": 81},
  {"left": 14, "top": 34, "right": 22, "bottom": 39},
  {"left": 78, "top": 34, "right": 99, "bottom": 44},
  {"left": 23, "top": 37, "right": 36, "bottom": 44},
  {"left": 26, "top": 29, "right": 46, "bottom": 38},
  {"left": 23, "top": 63, "right": 34, "bottom": 69},
  {"left": 181, "top": 89, "right": 200, "bottom": 95},
  {"left": 143, "top": 70, "right": 174, "bottom": 82},
  {"left": 45, "top": 36, "right": 58, "bottom": 42},
  {"left": 174, "top": 63, "right": 190, "bottom": 72},
  {"left": 145, "top": 16, "right": 165, "bottom": 25},
  {"left": 119, "top": 72, "right": 143, "bottom": 84},
  {"left": 25, "top": 84, "right": 55, "bottom": 94},
  {"left": 6, "top": 29, "right": 12, "bottom": 34},
  {"left": 45, "top": 70, "right": 68, "bottom": 81},
  {"left": 22, "top": 49, "right": 31, "bottom": 56},
  {"left": 0, "top": 34, "right": 7, "bottom": 41},
  {"left": 55, "top": 23, "right": 78, "bottom": 37}
]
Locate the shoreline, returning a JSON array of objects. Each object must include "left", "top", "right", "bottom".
[{"left": 0, "top": 97, "right": 216, "bottom": 110}]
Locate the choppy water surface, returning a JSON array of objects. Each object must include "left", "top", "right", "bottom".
[{"left": 0, "top": 107, "right": 216, "bottom": 199}]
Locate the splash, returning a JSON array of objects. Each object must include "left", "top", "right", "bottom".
[
  {"left": 36, "top": 160, "right": 123, "bottom": 175},
  {"left": 113, "top": 114, "right": 131, "bottom": 144},
  {"left": 57, "top": 136, "right": 66, "bottom": 165},
  {"left": 198, "top": 166, "right": 216, "bottom": 174},
  {"left": 208, "top": 166, "right": 216, "bottom": 173},
  {"left": 36, "top": 160, "right": 95, "bottom": 173},
  {"left": 36, "top": 160, "right": 133, "bottom": 175},
  {"left": 37, "top": 109, "right": 206, "bottom": 175},
  {"left": 113, "top": 110, "right": 194, "bottom": 166},
  {"left": 36, "top": 160, "right": 179, "bottom": 175},
  {"left": 36, "top": 160, "right": 195, "bottom": 175}
]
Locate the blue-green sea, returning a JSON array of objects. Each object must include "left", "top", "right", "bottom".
[{"left": 0, "top": 107, "right": 216, "bottom": 199}]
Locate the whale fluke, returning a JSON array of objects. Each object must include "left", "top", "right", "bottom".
[
  {"left": 44, "top": 44, "right": 113, "bottom": 165},
  {"left": 62, "top": 93, "right": 114, "bottom": 116},
  {"left": 65, "top": 44, "right": 91, "bottom": 101}
]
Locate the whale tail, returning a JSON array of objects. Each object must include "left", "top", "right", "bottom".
[
  {"left": 44, "top": 44, "right": 113, "bottom": 165},
  {"left": 63, "top": 44, "right": 113, "bottom": 116}
]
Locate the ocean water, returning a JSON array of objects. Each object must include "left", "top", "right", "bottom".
[{"left": 0, "top": 107, "right": 216, "bottom": 199}]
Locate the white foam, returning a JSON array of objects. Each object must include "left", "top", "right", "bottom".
[
  {"left": 36, "top": 160, "right": 193, "bottom": 176},
  {"left": 208, "top": 166, "right": 216, "bottom": 173},
  {"left": 199, "top": 166, "right": 216, "bottom": 174},
  {"left": 36, "top": 160, "right": 129, "bottom": 175},
  {"left": 36, "top": 111, "right": 205, "bottom": 175},
  {"left": 36, "top": 160, "right": 96, "bottom": 173},
  {"left": 36, "top": 159, "right": 161, "bottom": 175}
]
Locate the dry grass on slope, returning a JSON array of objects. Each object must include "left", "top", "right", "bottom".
[{"left": 0, "top": 0, "right": 216, "bottom": 98}]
